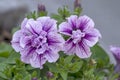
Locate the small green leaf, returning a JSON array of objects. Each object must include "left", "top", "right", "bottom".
[
  {"left": 23, "top": 74, "right": 31, "bottom": 80},
  {"left": 64, "top": 55, "right": 74, "bottom": 63},
  {"left": 60, "top": 71, "right": 68, "bottom": 80},
  {"left": 68, "top": 61, "right": 83, "bottom": 73},
  {"left": 4, "top": 51, "right": 20, "bottom": 64},
  {"left": 46, "top": 63, "right": 58, "bottom": 73},
  {"left": 0, "top": 63, "right": 7, "bottom": 72},
  {"left": 0, "top": 72, "right": 7, "bottom": 79}
]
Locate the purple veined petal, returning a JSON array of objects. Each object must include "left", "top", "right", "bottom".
[
  {"left": 45, "top": 50, "right": 59, "bottom": 63},
  {"left": 110, "top": 46, "right": 120, "bottom": 63},
  {"left": 67, "top": 15, "right": 78, "bottom": 29},
  {"left": 47, "top": 32, "right": 65, "bottom": 52},
  {"left": 63, "top": 38, "right": 76, "bottom": 55},
  {"left": 11, "top": 42, "right": 23, "bottom": 52},
  {"left": 84, "top": 28, "right": 101, "bottom": 47},
  {"left": 19, "top": 36, "right": 32, "bottom": 48},
  {"left": 37, "top": 17, "right": 57, "bottom": 32},
  {"left": 11, "top": 30, "right": 23, "bottom": 52},
  {"left": 11, "top": 30, "right": 22, "bottom": 42},
  {"left": 30, "top": 53, "right": 47, "bottom": 69},
  {"left": 76, "top": 41, "right": 91, "bottom": 58},
  {"left": 25, "top": 20, "right": 42, "bottom": 35},
  {"left": 36, "top": 43, "right": 49, "bottom": 54},
  {"left": 59, "top": 22, "right": 72, "bottom": 36},
  {"left": 77, "top": 15, "right": 95, "bottom": 31},
  {"left": 20, "top": 47, "right": 36, "bottom": 63}
]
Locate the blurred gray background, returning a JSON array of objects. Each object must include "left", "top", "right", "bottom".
[{"left": 0, "top": 0, "right": 120, "bottom": 63}]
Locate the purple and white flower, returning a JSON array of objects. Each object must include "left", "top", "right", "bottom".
[
  {"left": 11, "top": 17, "right": 64, "bottom": 69},
  {"left": 59, "top": 15, "right": 101, "bottom": 58},
  {"left": 110, "top": 46, "right": 120, "bottom": 64},
  {"left": 110, "top": 46, "right": 120, "bottom": 76}
]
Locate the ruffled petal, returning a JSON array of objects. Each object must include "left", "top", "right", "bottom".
[
  {"left": 64, "top": 38, "right": 76, "bottom": 55},
  {"left": 11, "top": 30, "right": 22, "bottom": 42},
  {"left": 110, "top": 46, "right": 120, "bottom": 63},
  {"left": 67, "top": 15, "right": 77, "bottom": 29},
  {"left": 45, "top": 50, "right": 59, "bottom": 62},
  {"left": 77, "top": 15, "right": 95, "bottom": 31},
  {"left": 84, "top": 28, "right": 101, "bottom": 47},
  {"left": 11, "top": 42, "right": 23, "bottom": 52},
  {"left": 47, "top": 32, "right": 65, "bottom": 52},
  {"left": 21, "top": 18, "right": 28, "bottom": 29},
  {"left": 25, "top": 20, "right": 42, "bottom": 35},
  {"left": 37, "top": 17, "right": 57, "bottom": 32},
  {"left": 19, "top": 36, "right": 32, "bottom": 48},
  {"left": 11, "top": 30, "right": 23, "bottom": 52},
  {"left": 59, "top": 22, "right": 72, "bottom": 36},
  {"left": 20, "top": 47, "right": 35, "bottom": 63},
  {"left": 76, "top": 41, "right": 91, "bottom": 58},
  {"left": 30, "top": 53, "right": 47, "bottom": 69}
]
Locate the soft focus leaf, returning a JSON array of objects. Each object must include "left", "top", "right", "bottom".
[
  {"left": 23, "top": 74, "right": 31, "bottom": 80},
  {"left": 68, "top": 61, "right": 83, "bottom": 73},
  {"left": 0, "top": 72, "right": 7, "bottom": 79},
  {"left": 60, "top": 71, "right": 68, "bottom": 80},
  {"left": 0, "top": 42, "right": 12, "bottom": 58},
  {"left": 46, "top": 63, "right": 58, "bottom": 73},
  {"left": 64, "top": 55, "right": 74, "bottom": 63},
  {"left": 73, "top": 7, "right": 82, "bottom": 16},
  {"left": 4, "top": 51, "right": 20, "bottom": 64},
  {"left": 91, "top": 44, "right": 110, "bottom": 67},
  {"left": 0, "top": 63, "right": 8, "bottom": 72}
]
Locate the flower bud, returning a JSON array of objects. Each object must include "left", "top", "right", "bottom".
[
  {"left": 74, "top": 0, "right": 82, "bottom": 9},
  {"left": 38, "top": 4, "right": 46, "bottom": 12},
  {"left": 90, "top": 59, "right": 96, "bottom": 65},
  {"left": 46, "top": 71, "right": 54, "bottom": 79},
  {"left": 32, "top": 77, "right": 38, "bottom": 80}
]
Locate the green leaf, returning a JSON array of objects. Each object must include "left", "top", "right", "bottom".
[
  {"left": 0, "top": 63, "right": 7, "bottom": 72},
  {"left": 46, "top": 63, "right": 58, "bottom": 73},
  {"left": 0, "top": 42, "right": 12, "bottom": 58},
  {"left": 64, "top": 55, "right": 74, "bottom": 63},
  {"left": 38, "top": 11, "right": 47, "bottom": 17},
  {"left": 60, "top": 71, "right": 68, "bottom": 80},
  {"left": 4, "top": 51, "right": 20, "bottom": 64},
  {"left": 23, "top": 74, "right": 31, "bottom": 80},
  {"left": 0, "top": 72, "right": 7, "bottom": 79},
  {"left": 73, "top": 7, "right": 82, "bottom": 16},
  {"left": 91, "top": 44, "right": 110, "bottom": 66},
  {"left": 68, "top": 61, "right": 83, "bottom": 73}
]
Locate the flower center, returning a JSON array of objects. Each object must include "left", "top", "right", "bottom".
[
  {"left": 72, "top": 30, "right": 85, "bottom": 44},
  {"left": 32, "top": 31, "right": 47, "bottom": 48}
]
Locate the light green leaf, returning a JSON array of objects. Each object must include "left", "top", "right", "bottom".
[
  {"left": 68, "top": 61, "right": 83, "bottom": 73},
  {"left": 23, "top": 74, "right": 31, "bottom": 80},
  {"left": 0, "top": 72, "right": 7, "bottom": 79},
  {"left": 0, "top": 63, "right": 7, "bottom": 71},
  {"left": 64, "top": 55, "right": 74, "bottom": 63},
  {"left": 91, "top": 44, "right": 109, "bottom": 65},
  {"left": 46, "top": 63, "right": 58, "bottom": 73},
  {"left": 60, "top": 71, "right": 68, "bottom": 80}
]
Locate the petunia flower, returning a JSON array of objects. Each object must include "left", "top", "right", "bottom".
[
  {"left": 110, "top": 46, "right": 120, "bottom": 78},
  {"left": 110, "top": 46, "right": 120, "bottom": 64},
  {"left": 59, "top": 15, "right": 101, "bottom": 58},
  {"left": 11, "top": 17, "right": 64, "bottom": 69}
]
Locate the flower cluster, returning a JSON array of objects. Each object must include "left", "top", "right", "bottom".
[{"left": 11, "top": 15, "right": 101, "bottom": 69}]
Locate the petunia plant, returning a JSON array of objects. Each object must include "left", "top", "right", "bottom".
[{"left": 0, "top": 1, "right": 119, "bottom": 80}]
